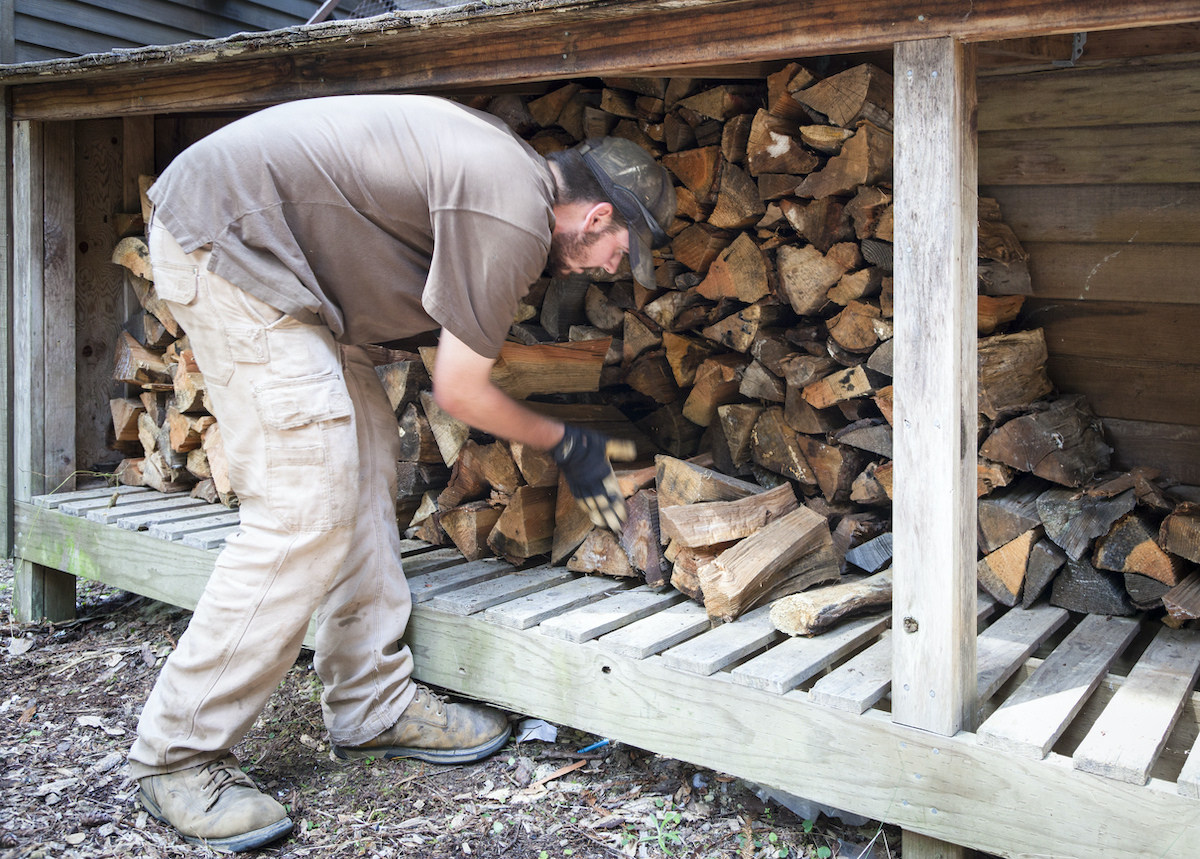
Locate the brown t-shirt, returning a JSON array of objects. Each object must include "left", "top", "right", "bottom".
[{"left": 148, "top": 95, "right": 556, "bottom": 358}]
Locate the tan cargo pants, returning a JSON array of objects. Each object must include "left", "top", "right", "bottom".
[{"left": 128, "top": 221, "right": 416, "bottom": 779}]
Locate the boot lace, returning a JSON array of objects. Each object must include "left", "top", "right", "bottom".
[
  {"left": 198, "top": 758, "right": 256, "bottom": 811},
  {"left": 413, "top": 685, "right": 447, "bottom": 718}
]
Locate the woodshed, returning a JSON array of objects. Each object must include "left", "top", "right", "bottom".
[{"left": 5, "top": 2, "right": 1200, "bottom": 856}]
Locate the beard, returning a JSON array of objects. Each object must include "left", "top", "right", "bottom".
[{"left": 546, "top": 222, "right": 620, "bottom": 278}]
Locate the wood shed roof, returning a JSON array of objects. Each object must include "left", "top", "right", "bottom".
[{"left": 3, "top": 0, "right": 1200, "bottom": 120}]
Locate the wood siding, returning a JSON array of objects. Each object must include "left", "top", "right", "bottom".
[
  {"left": 9, "top": 0, "right": 346, "bottom": 63},
  {"left": 979, "top": 58, "right": 1200, "bottom": 483}
]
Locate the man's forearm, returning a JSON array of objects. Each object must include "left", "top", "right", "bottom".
[{"left": 434, "top": 379, "right": 565, "bottom": 451}]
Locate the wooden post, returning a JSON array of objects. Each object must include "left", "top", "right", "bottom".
[
  {"left": 1, "top": 87, "right": 11, "bottom": 558},
  {"left": 892, "top": 37, "right": 978, "bottom": 859},
  {"left": 12, "top": 118, "right": 77, "bottom": 622}
]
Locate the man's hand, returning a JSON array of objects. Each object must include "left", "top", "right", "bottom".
[{"left": 552, "top": 425, "right": 637, "bottom": 532}]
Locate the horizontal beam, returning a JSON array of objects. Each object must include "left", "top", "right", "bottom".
[
  {"left": 7, "top": 0, "right": 1200, "bottom": 120},
  {"left": 405, "top": 606, "right": 1200, "bottom": 859}
]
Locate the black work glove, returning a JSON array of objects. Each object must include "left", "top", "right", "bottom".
[{"left": 551, "top": 424, "right": 638, "bottom": 532}]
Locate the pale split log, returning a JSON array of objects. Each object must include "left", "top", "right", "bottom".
[
  {"left": 745, "top": 109, "right": 819, "bottom": 176},
  {"left": 977, "top": 473, "right": 1047, "bottom": 553},
  {"left": 682, "top": 353, "right": 747, "bottom": 426},
  {"left": 487, "top": 484, "right": 556, "bottom": 564},
  {"left": 654, "top": 454, "right": 760, "bottom": 510},
  {"left": 375, "top": 359, "right": 429, "bottom": 417},
  {"left": 442, "top": 500, "right": 504, "bottom": 561},
  {"left": 114, "top": 330, "right": 169, "bottom": 386},
  {"left": 795, "top": 434, "right": 866, "bottom": 503},
  {"left": 1023, "top": 538, "right": 1067, "bottom": 608},
  {"left": 568, "top": 529, "right": 638, "bottom": 578},
  {"left": 700, "top": 300, "right": 787, "bottom": 353},
  {"left": 661, "top": 332, "right": 718, "bottom": 387},
  {"left": 418, "top": 390, "right": 471, "bottom": 467},
  {"left": 781, "top": 199, "right": 855, "bottom": 254},
  {"left": 802, "top": 365, "right": 879, "bottom": 409},
  {"left": 977, "top": 294, "right": 1025, "bottom": 335},
  {"left": 116, "top": 457, "right": 145, "bottom": 487},
  {"left": 796, "top": 121, "right": 892, "bottom": 199},
  {"left": 749, "top": 407, "right": 818, "bottom": 487},
  {"left": 167, "top": 407, "right": 215, "bottom": 453},
  {"left": 977, "top": 328, "right": 1053, "bottom": 419},
  {"left": 770, "top": 569, "right": 892, "bottom": 636},
  {"left": 1160, "top": 503, "right": 1200, "bottom": 564},
  {"left": 660, "top": 482, "right": 797, "bottom": 548},
  {"left": 695, "top": 233, "right": 767, "bottom": 303},
  {"left": 109, "top": 397, "right": 144, "bottom": 443},
  {"left": 775, "top": 244, "right": 847, "bottom": 316},
  {"left": 717, "top": 404, "right": 764, "bottom": 467},
  {"left": 662, "top": 145, "right": 722, "bottom": 202},
  {"left": 793, "top": 64, "right": 894, "bottom": 131},
  {"left": 851, "top": 460, "right": 893, "bottom": 505},
  {"left": 707, "top": 161, "right": 766, "bottom": 230},
  {"left": 699, "top": 505, "right": 838, "bottom": 622}
]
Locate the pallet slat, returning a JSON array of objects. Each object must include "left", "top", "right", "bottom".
[
  {"left": 60, "top": 490, "right": 188, "bottom": 517},
  {"left": 658, "top": 604, "right": 778, "bottom": 675},
  {"left": 482, "top": 577, "right": 634, "bottom": 630},
  {"left": 976, "top": 614, "right": 1141, "bottom": 759},
  {"left": 808, "top": 630, "right": 894, "bottom": 713},
  {"left": 31, "top": 485, "right": 149, "bottom": 508},
  {"left": 426, "top": 565, "right": 576, "bottom": 616},
  {"left": 596, "top": 600, "right": 714, "bottom": 659},
  {"left": 407, "top": 558, "right": 510, "bottom": 604},
  {"left": 976, "top": 603, "right": 1071, "bottom": 703},
  {"left": 539, "top": 587, "right": 685, "bottom": 643},
  {"left": 149, "top": 511, "right": 241, "bottom": 541},
  {"left": 730, "top": 614, "right": 891, "bottom": 694},
  {"left": 117, "top": 502, "right": 237, "bottom": 532},
  {"left": 87, "top": 495, "right": 209, "bottom": 525},
  {"left": 1073, "top": 626, "right": 1200, "bottom": 785},
  {"left": 180, "top": 524, "right": 242, "bottom": 550}
]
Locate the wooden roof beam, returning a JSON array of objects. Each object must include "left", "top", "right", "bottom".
[{"left": 4, "top": 0, "right": 1200, "bottom": 120}]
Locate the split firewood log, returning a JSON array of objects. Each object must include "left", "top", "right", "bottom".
[
  {"left": 699, "top": 504, "right": 839, "bottom": 621},
  {"left": 770, "top": 569, "right": 892, "bottom": 636}
]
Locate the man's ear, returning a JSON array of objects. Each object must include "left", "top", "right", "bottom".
[{"left": 583, "top": 201, "right": 614, "bottom": 233}]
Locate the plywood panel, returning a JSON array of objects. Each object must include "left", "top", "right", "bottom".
[
  {"left": 979, "top": 123, "right": 1200, "bottom": 185},
  {"left": 983, "top": 184, "right": 1200, "bottom": 244},
  {"left": 1104, "top": 419, "right": 1200, "bottom": 485}
]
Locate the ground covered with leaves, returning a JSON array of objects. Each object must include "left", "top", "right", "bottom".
[{"left": 1, "top": 563, "right": 902, "bottom": 859}]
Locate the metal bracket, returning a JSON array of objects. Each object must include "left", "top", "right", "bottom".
[{"left": 1052, "top": 32, "right": 1088, "bottom": 68}]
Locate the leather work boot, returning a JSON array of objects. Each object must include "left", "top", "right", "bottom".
[
  {"left": 139, "top": 755, "right": 293, "bottom": 853},
  {"left": 334, "top": 685, "right": 511, "bottom": 764}
]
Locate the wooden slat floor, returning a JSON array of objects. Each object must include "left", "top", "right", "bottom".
[{"left": 23, "top": 486, "right": 1200, "bottom": 812}]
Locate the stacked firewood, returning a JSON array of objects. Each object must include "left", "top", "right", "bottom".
[{"left": 105, "top": 63, "right": 1200, "bottom": 627}]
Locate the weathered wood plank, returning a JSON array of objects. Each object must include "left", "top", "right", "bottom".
[
  {"left": 117, "top": 502, "right": 238, "bottom": 532},
  {"left": 1105, "top": 419, "right": 1200, "bottom": 487},
  {"left": 426, "top": 565, "right": 576, "bottom": 616},
  {"left": 596, "top": 599, "right": 713, "bottom": 659},
  {"left": 10, "top": 1, "right": 1200, "bottom": 120},
  {"left": 658, "top": 603, "right": 778, "bottom": 675},
  {"left": 86, "top": 495, "right": 208, "bottom": 525},
  {"left": 180, "top": 523, "right": 241, "bottom": 550},
  {"left": 975, "top": 603, "right": 1070, "bottom": 703},
  {"left": 1073, "top": 626, "right": 1200, "bottom": 785},
  {"left": 149, "top": 510, "right": 241, "bottom": 541},
  {"left": 978, "top": 61, "right": 1200, "bottom": 130},
  {"left": 980, "top": 123, "right": 1200, "bottom": 185},
  {"left": 976, "top": 614, "right": 1141, "bottom": 759},
  {"left": 406, "top": 557, "right": 511, "bottom": 604},
  {"left": 482, "top": 576, "right": 634, "bottom": 630},
  {"left": 406, "top": 605, "right": 1200, "bottom": 859},
  {"left": 32, "top": 485, "right": 148, "bottom": 508},
  {"left": 731, "top": 614, "right": 891, "bottom": 694},
  {"left": 807, "top": 630, "right": 894, "bottom": 713},
  {"left": 538, "top": 586, "right": 685, "bottom": 643},
  {"left": 1022, "top": 242, "right": 1200, "bottom": 304},
  {"left": 60, "top": 490, "right": 187, "bottom": 517},
  {"left": 891, "top": 37, "right": 979, "bottom": 736},
  {"left": 982, "top": 184, "right": 1200, "bottom": 244}
]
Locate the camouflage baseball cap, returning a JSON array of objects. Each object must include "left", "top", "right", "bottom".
[{"left": 575, "top": 137, "right": 677, "bottom": 288}]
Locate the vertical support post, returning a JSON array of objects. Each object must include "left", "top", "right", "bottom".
[
  {"left": 891, "top": 36, "right": 978, "bottom": 858},
  {"left": 12, "top": 119, "right": 77, "bottom": 622},
  {"left": 1, "top": 87, "right": 12, "bottom": 558}
]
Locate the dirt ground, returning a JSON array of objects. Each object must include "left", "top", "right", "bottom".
[{"left": 1, "top": 562, "right": 904, "bottom": 859}]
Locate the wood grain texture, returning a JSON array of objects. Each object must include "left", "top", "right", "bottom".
[
  {"left": 982, "top": 184, "right": 1200, "bottom": 244},
  {"left": 980, "top": 123, "right": 1200, "bottom": 185},
  {"left": 978, "top": 61, "right": 1200, "bottom": 130},
  {"left": 891, "top": 37, "right": 979, "bottom": 736},
  {"left": 1073, "top": 625, "right": 1200, "bottom": 785},
  {"left": 9, "top": 1, "right": 1200, "bottom": 120}
]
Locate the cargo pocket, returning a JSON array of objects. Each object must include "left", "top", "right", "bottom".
[
  {"left": 151, "top": 260, "right": 201, "bottom": 306},
  {"left": 255, "top": 373, "right": 357, "bottom": 531}
]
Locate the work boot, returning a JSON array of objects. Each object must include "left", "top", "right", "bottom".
[
  {"left": 139, "top": 755, "right": 293, "bottom": 853},
  {"left": 334, "top": 685, "right": 511, "bottom": 764}
]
